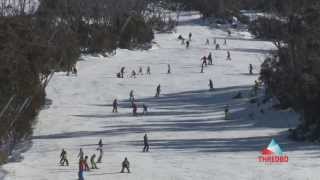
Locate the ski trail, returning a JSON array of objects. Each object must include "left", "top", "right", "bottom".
[{"left": 2, "top": 12, "right": 319, "bottom": 180}]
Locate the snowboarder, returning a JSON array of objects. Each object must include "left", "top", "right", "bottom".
[
  {"left": 120, "top": 67, "right": 125, "bottom": 78},
  {"left": 98, "top": 139, "right": 103, "bottom": 148},
  {"left": 227, "top": 51, "right": 231, "bottom": 60},
  {"left": 112, "top": 99, "right": 118, "bottom": 113},
  {"left": 205, "top": 38, "right": 210, "bottom": 45},
  {"left": 207, "top": 52, "right": 213, "bottom": 65},
  {"left": 138, "top": 66, "right": 143, "bottom": 75},
  {"left": 155, "top": 84, "right": 161, "bottom": 97},
  {"left": 121, "top": 157, "right": 130, "bottom": 173},
  {"left": 209, "top": 79, "right": 214, "bottom": 91},
  {"left": 129, "top": 90, "right": 134, "bottom": 102},
  {"left": 224, "top": 105, "right": 230, "bottom": 120},
  {"left": 96, "top": 146, "right": 103, "bottom": 163},
  {"left": 147, "top": 66, "right": 151, "bottom": 75},
  {"left": 143, "top": 134, "right": 150, "bottom": 152},
  {"left": 78, "top": 148, "right": 84, "bottom": 160},
  {"left": 188, "top": 32, "right": 192, "bottom": 41},
  {"left": 132, "top": 102, "right": 138, "bottom": 116},
  {"left": 186, "top": 41, "right": 190, "bottom": 48},
  {"left": 60, "top": 149, "right": 69, "bottom": 166},
  {"left": 142, "top": 104, "right": 148, "bottom": 114},
  {"left": 84, "top": 156, "right": 90, "bottom": 171},
  {"left": 249, "top": 64, "right": 253, "bottom": 75},
  {"left": 90, "top": 154, "right": 98, "bottom": 169},
  {"left": 201, "top": 56, "right": 207, "bottom": 67},
  {"left": 167, "top": 64, "right": 171, "bottom": 74},
  {"left": 131, "top": 70, "right": 136, "bottom": 78}
]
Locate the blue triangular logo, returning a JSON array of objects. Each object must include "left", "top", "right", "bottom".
[{"left": 267, "top": 139, "right": 283, "bottom": 156}]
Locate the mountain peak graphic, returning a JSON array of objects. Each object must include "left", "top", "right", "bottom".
[{"left": 261, "top": 139, "right": 284, "bottom": 156}]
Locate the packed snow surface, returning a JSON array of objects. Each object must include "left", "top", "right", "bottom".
[{"left": 2, "top": 12, "right": 319, "bottom": 180}]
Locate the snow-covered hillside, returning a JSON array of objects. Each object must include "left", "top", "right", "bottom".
[{"left": 2, "top": 13, "right": 319, "bottom": 180}]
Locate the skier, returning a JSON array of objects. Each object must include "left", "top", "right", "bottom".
[
  {"left": 142, "top": 104, "right": 148, "bottom": 115},
  {"left": 129, "top": 90, "right": 134, "bottom": 102},
  {"left": 120, "top": 67, "right": 125, "bottom": 78},
  {"left": 98, "top": 139, "right": 103, "bottom": 148},
  {"left": 143, "top": 134, "right": 150, "bottom": 152},
  {"left": 147, "top": 66, "right": 151, "bottom": 75},
  {"left": 177, "top": 34, "right": 183, "bottom": 40},
  {"left": 112, "top": 99, "right": 118, "bottom": 113},
  {"left": 227, "top": 51, "right": 231, "bottom": 60},
  {"left": 215, "top": 44, "right": 220, "bottom": 50},
  {"left": 205, "top": 38, "right": 210, "bottom": 45},
  {"left": 84, "top": 156, "right": 90, "bottom": 171},
  {"left": 209, "top": 79, "right": 214, "bottom": 91},
  {"left": 138, "top": 66, "right": 143, "bottom": 75},
  {"left": 167, "top": 64, "right": 171, "bottom": 74},
  {"left": 207, "top": 52, "right": 213, "bottom": 65},
  {"left": 155, "top": 84, "right": 161, "bottom": 97},
  {"left": 96, "top": 146, "right": 103, "bottom": 163},
  {"left": 223, "top": 39, "right": 227, "bottom": 45},
  {"left": 213, "top": 38, "right": 217, "bottom": 45},
  {"left": 188, "top": 32, "right": 192, "bottom": 41},
  {"left": 121, "top": 157, "right": 130, "bottom": 173},
  {"left": 201, "top": 56, "right": 207, "bottom": 67},
  {"left": 249, "top": 64, "right": 253, "bottom": 75},
  {"left": 132, "top": 102, "right": 138, "bottom": 116},
  {"left": 131, "top": 70, "right": 136, "bottom": 78},
  {"left": 224, "top": 105, "right": 230, "bottom": 120},
  {"left": 78, "top": 158, "right": 85, "bottom": 180},
  {"left": 186, "top": 41, "right": 190, "bottom": 48},
  {"left": 60, "top": 149, "right": 69, "bottom": 166},
  {"left": 90, "top": 154, "right": 98, "bottom": 169},
  {"left": 78, "top": 148, "right": 84, "bottom": 160}
]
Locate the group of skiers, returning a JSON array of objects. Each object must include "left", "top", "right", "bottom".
[
  {"left": 112, "top": 87, "right": 161, "bottom": 116},
  {"left": 59, "top": 30, "right": 262, "bottom": 180},
  {"left": 178, "top": 32, "right": 192, "bottom": 48},
  {"left": 200, "top": 52, "right": 214, "bottom": 73},
  {"left": 117, "top": 66, "right": 151, "bottom": 78},
  {"left": 60, "top": 134, "right": 151, "bottom": 179}
]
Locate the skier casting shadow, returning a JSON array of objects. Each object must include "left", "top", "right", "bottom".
[
  {"left": 143, "top": 134, "right": 150, "bottom": 152},
  {"left": 59, "top": 149, "right": 69, "bottom": 166},
  {"left": 121, "top": 157, "right": 131, "bottom": 173},
  {"left": 155, "top": 84, "right": 161, "bottom": 97}
]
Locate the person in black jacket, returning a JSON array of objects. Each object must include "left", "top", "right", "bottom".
[
  {"left": 143, "top": 134, "right": 150, "bottom": 152},
  {"left": 112, "top": 99, "right": 118, "bottom": 113},
  {"left": 121, "top": 157, "right": 130, "bottom": 173}
]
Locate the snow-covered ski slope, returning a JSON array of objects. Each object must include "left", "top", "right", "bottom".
[{"left": 2, "top": 12, "right": 320, "bottom": 180}]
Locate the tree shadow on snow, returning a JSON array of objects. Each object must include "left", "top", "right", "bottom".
[{"left": 32, "top": 85, "right": 318, "bottom": 153}]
